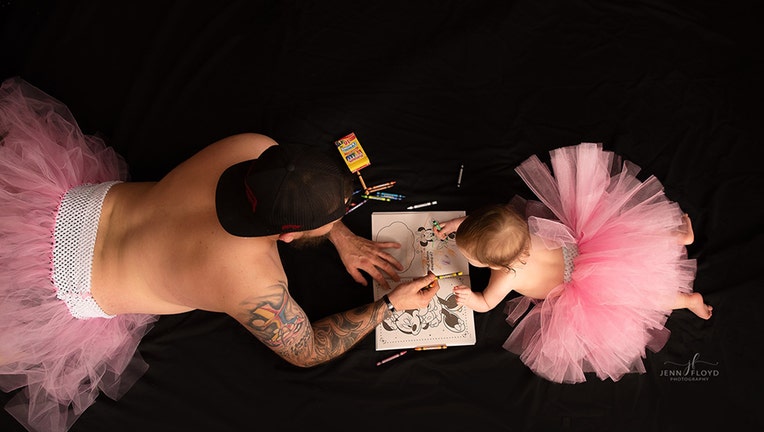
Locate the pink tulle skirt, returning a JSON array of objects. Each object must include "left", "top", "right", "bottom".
[
  {"left": 0, "top": 77, "right": 157, "bottom": 432},
  {"left": 503, "top": 143, "right": 696, "bottom": 383}
]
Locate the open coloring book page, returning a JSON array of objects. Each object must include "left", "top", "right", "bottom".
[{"left": 371, "top": 211, "right": 476, "bottom": 351}]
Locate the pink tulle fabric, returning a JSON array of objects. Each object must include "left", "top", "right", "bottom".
[
  {"left": 503, "top": 143, "right": 696, "bottom": 383},
  {"left": 0, "top": 77, "right": 158, "bottom": 432}
]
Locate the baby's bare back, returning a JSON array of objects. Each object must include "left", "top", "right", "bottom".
[{"left": 509, "top": 234, "right": 566, "bottom": 300}]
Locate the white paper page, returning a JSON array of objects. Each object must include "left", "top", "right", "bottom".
[{"left": 371, "top": 211, "right": 476, "bottom": 350}]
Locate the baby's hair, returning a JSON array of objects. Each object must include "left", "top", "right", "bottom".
[{"left": 456, "top": 204, "right": 530, "bottom": 272}]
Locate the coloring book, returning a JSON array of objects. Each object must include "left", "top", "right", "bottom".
[{"left": 371, "top": 211, "right": 477, "bottom": 351}]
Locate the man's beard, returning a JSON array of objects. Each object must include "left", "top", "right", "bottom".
[{"left": 288, "top": 233, "right": 330, "bottom": 249}]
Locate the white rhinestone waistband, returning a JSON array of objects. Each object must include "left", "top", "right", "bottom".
[
  {"left": 52, "top": 181, "right": 121, "bottom": 319},
  {"left": 562, "top": 244, "right": 578, "bottom": 283}
]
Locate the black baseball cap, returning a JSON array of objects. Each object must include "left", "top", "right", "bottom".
[{"left": 215, "top": 145, "right": 352, "bottom": 237}]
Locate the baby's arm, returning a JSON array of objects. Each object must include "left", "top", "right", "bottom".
[
  {"left": 452, "top": 269, "right": 513, "bottom": 313},
  {"left": 433, "top": 216, "right": 467, "bottom": 240}
]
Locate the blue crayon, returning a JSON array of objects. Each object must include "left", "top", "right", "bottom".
[{"left": 375, "top": 191, "right": 406, "bottom": 200}]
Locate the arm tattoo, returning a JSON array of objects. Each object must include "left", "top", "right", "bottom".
[
  {"left": 238, "top": 283, "right": 312, "bottom": 361},
  {"left": 310, "top": 300, "right": 389, "bottom": 363},
  {"left": 237, "top": 281, "right": 391, "bottom": 366}
]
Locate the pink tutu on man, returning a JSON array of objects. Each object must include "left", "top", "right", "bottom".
[
  {"left": 503, "top": 143, "right": 697, "bottom": 383},
  {"left": 0, "top": 77, "right": 157, "bottom": 432}
]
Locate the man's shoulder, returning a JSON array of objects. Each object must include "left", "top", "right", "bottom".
[
  {"left": 167, "top": 133, "right": 279, "bottom": 183},
  {"left": 212, "top": 239, "right": 289, "bottom": 306},
  {"left": 206, "top": 133, "right": 278, "bottom": 158}
]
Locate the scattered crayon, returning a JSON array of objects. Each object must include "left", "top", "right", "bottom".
[
  {"left": 407, "top": 200, "right": 437, "bottom": 210},
  {"left": 376, "top": 350, "right": 408, "bottom": 366}
]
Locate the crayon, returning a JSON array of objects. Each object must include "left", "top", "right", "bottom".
[
  {"left": 427, "top": 271, "right": 463, "bottom": 288},
  {"left": 366, "top": 181, "right": 396, "bottom": 193},
  {"left": 376, "top": 350, "right": 408, "bottom": 366},
  {"left": 356, "top": 172, "right": 368, "bottom": 192},
  {"left": 406, "top": 200, "right": 437, "bottom": 210},
  {"left": 432, "top": 220, "right": 443, "bottom": 230},
  {"left": 375, "top": 191, "right": 406, "bottom": 200},
  {"left": 414, "top": 345, "right": 448, "bottom": 351},
  {"left": 345, "top": 199, "right": 368, "bottom": 214},
  {"left": 361, "top": 194, "right": 391, "bottom": 202},
  {"left": 436, "top": 271, "right": 463, "bottom": 279}
]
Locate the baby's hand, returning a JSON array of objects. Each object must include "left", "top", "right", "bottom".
[
  {"left": 452, "top": 285, "right": 476, "bottom": 306},
  {"left": 433, "top": 216, "right": 466, "bottom": 240}
]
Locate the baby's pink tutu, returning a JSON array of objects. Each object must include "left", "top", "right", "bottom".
[
  {"left": 0, "top": 77, "right": 157, "bottom": 432},
  {"left": 503, "top": 143, "right": 696, "bottom": 383}
]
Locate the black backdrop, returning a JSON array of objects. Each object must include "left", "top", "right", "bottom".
[{"left": 1, "top": 1, "right": 762, "bottom": 431}]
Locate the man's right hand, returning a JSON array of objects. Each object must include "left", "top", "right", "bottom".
[{"left": 386, "top": 272, "right": 439, "bottom": 311}]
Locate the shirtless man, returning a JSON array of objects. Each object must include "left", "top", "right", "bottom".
[
  {"left": 1, "top": 78, "right": 439, "bottom": 432},
  {"left": 92, "top": 133, "right": 439, "bottom": 366}
]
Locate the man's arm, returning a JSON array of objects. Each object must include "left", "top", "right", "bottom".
[{"left": 233, "top": 274, "right": 438, "bottom": 367}]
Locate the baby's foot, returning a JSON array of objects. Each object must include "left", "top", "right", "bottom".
[
  {"left": 680, "top": 213, "right": 694, "bottom": 245},
  {"left": 686, "top": 292, "right": 712, "bottom": 320}
]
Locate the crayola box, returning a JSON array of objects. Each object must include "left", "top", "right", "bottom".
[{"left": 335, "top": 132, "right": 370, "bottom": 173}]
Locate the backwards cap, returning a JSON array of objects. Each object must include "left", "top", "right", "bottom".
[{"left": 215, "top": 145, "right": 350, "bottom": 237}]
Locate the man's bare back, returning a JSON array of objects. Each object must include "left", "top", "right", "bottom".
[{"left": 91, "top": 133, "right": 287, "bottom": 315}]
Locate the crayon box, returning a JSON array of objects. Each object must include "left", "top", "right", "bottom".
[{"left": 335, "top": 132, "right": 371, "bottom": 173}]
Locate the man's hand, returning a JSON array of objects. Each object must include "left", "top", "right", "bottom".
[
  {"left": 387, "top": 272, "right": 439, "bottom": 311},
  {"left": 328, "top": 221, "right": 404, "bottom": 289}
]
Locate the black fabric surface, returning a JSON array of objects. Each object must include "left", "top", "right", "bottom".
[{"left": 1, "top": 1, "right": 762, "bottom": 431}]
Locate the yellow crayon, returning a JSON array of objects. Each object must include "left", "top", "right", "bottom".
[
  {"left": 414, "top": 345, "right": 448, "bottom": 351},
  {"left": 356, "top": 171, "right": 368, "bottom": 191},
  {"left": 427, "top": 271, "right": 463, "bottom": 288},
  {"left": 361, "top": 194, "right": 391, "bottom": 202}
]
